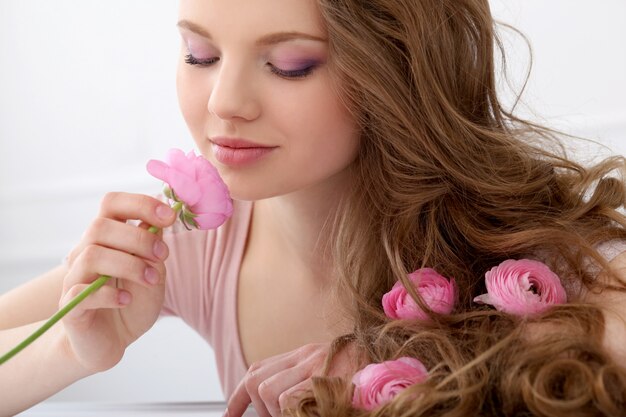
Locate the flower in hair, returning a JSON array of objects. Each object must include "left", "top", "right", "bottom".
[
  {"left": 473, "top": 259, "right": 567, "bottom": 316},
  {"left": 147, "top": 148, "right": 233, "bottom": 230},
  {"left": 352, "top": 357, "right": 428, "bottom": 411},
  {"left": 382, "top": 268, "right": 457, "bottom": 321}
]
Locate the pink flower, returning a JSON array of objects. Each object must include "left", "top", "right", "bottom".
[
  {"left": 382, "top": 268, "right": 457, "bottom": 321},
  {"left": 352, "top": 357, "right": 428, "bottom": 411},
  {"left": 473, "top": 259, "right": 567, "bottom": 316},
  {"left": 146, "top": 148, "right": 233, "bottom": 230}
]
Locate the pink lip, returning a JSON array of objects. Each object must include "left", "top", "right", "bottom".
[{"left": 209, "top": 137, "right": 277, "bottom": 167}]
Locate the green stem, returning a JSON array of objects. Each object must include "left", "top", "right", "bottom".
[
  {"left": 0, "top": 274, "right": 113, "bottom": 365},
  {"left": 0, "top": 203, "right": 187, "bottom": 366}
]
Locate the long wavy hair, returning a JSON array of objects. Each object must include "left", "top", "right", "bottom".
[{"left": 295, "top": 0, "right": 626, "bottom": 415}]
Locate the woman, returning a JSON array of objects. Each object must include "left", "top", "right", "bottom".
[{"left": 1, "top": 0, "right": 625, "bottom": 416}]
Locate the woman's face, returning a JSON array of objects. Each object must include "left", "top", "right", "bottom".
[{"left": 176, "top": 0, "right": 360, "bottom": 201}]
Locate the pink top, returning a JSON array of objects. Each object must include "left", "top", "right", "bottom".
[
  {"left": 160, "top": 197, "right": 626, "bottom": 399},
  {"left": 160, "top": 199, "right": 253, "bottom": 398}
]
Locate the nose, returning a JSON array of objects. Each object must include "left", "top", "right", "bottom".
[{"left": 207, "top": 60, "right": 261, "bottom": 122}]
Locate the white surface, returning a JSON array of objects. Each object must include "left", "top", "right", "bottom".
[
  {"left": 0, "top": 0, "right": 624, "bottom": 405},
  {"left": 17, "top": 402, "right": 258, "bottom": 417},
  {"left": 44, "top": 317, "right": 224, "bottom": 403}
]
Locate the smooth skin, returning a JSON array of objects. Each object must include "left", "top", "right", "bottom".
[
  {"left": 0, "top": 193, "right": 176, "bottom": 415},
  {"left": 1, "top": 0, "right": 358, "bottom": 415},
  {"left": 3, "top": 1, "right": 626, "bottom": 417},
  {"left": 176, "top": 0, "right": 359, "bottom": 415}
]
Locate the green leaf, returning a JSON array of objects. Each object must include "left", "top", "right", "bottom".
[
  {"left": 179, "top": 212, "right": 193, "bottom": 231},
  {"left": 187, "top": 217, "right": 199, "bottom": 229},
  {"left": 163, "top": 185, "right": 174, "bottom": 200},
  {"left": 182, "top": 205, "right": 198, "bottom": 218}
]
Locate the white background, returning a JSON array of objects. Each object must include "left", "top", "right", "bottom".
[{"left": 1, "top": 0, "right": 625, "bottom": 406}]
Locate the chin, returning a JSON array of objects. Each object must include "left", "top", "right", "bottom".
[
  {"left": 225, "top": 183, "right": 274, "bottom": 202},
  {"left": 227, "top": 181, "right": 298, "bottom": 202}
]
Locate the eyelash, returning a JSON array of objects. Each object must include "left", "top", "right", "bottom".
[
  {"left": 184, "top": 53, "right": 316, "bottom": 80},
  {"left": 268, "top": 65, "right": 315, "bottom": 79},
  {"left": 184, "top": 53, "right": 218, "bottom": 67}
]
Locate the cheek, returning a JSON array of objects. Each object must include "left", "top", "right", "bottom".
[
  {"left": 319, "top": 122, "right": 360, "bottom": 172},
  {"left": 290, "top": 86, "right": 359, "bottom": 162}
]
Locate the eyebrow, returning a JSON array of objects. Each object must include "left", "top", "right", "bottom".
[{"left": 176, "top": 19, "right": 327, "bottom": 46}]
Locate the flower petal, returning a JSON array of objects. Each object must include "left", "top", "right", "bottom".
[
  {"left": 352, "top": 357, "right": 428, "bottom": 411},
  {"left": 146, "top": 160, "right": 169, "bottom": 183},
  {"left": 166, "top": 148, "right": 196, "bottom": 179},
  {"left": 165, "top": 169, "right": 203, "bottom": 206},
  {"left": 477, "top": 259, "right": 567, "bottom": 317},
  {"left": 382, "top": 268, "right": 456, "bottom": 321}
]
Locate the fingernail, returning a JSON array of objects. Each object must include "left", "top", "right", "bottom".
[
  {"left": 153, "top": 240, "right": 167, "bottom": 260},
  {"left": 144, "top": 267, "right": 159, "bottom": 285},
  {"left": 156, "top": 205, "right": 174, "bottom": 220},
  {"left": 222, "top": 410, "right": 229, "bottom": 417},
  {"left": 118, "top": 291, "right": 131, "bottom": 305}
]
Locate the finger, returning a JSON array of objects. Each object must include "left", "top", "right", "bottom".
[
  {"left": 328, "top": 341, "right": 361, "bottom": 378},
  {"left": 228, "top": 348, "right": 323, "bottom": 417},
  {"left": 278, "top": 378, "right": 313, "bottom": 413},
  {"left": 226, "top": 344, "right": 330, "bottom": 417},
  {"left": 226, "top": 352, "right": 291, "bottom": 417},
  {"left": 229, "top": 361, "right": 283, "bottom": 417},
  {"left": 65, "top": 245, "right": 163, "bottom": 291},
  {"left": 78, "top": 218, "right": 169, "bottom": 263},
  {"left": 227, "top": 352, "right": 298, "bottom": 417},
  {"left": 98, "top": 192, "right": 176, "bottom": 229},
  {"left": 227, "top": 378, "right": 260, "bottom": 417},
  {"left": 258, "top": 365, "right": 314, "bottom": 416},
  {"left": 60, "top": 283, "right": 131, "bottom": 321}
]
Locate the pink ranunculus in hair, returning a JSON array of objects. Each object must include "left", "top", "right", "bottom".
[
  {"left": 473, "top": 259, "right": 567, "bottom": 317},
  {"left": 382, "top": 268, "right": 457, "bottom": 321},
  {"left": 352, "top": 357, "right": 428, "bottom": 411},
  {"left": 146, "top": 148, "right": 233, "bottom": 230}
]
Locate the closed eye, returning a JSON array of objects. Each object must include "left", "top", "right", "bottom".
[
  {"left": 184, "top": 53, "right": 219, "bottom": 67},
  {"left": 268, "top": 63, "right": 316, "bottom": 80}
]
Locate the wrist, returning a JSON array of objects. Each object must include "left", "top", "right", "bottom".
[
  {"left": 0, "top": 321, "right": 93, "bottom": 414},
  {"left": 51, "top": 322, "right": 101, "bottom": 380}
]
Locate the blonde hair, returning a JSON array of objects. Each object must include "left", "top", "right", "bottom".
[{"left": 295, "top": 0, "right": 626, "bottom": 414}]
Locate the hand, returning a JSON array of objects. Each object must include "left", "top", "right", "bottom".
[
  {"left": 59, "top": 192, "right": 177, "bottom": 373},
  {"left": 226, "top": 342, "right": 355, "bottom": 417}
]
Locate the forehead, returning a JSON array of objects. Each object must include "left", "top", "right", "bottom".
[{"left": 177, "top": 0, "right": 326, "bottom": 41}]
